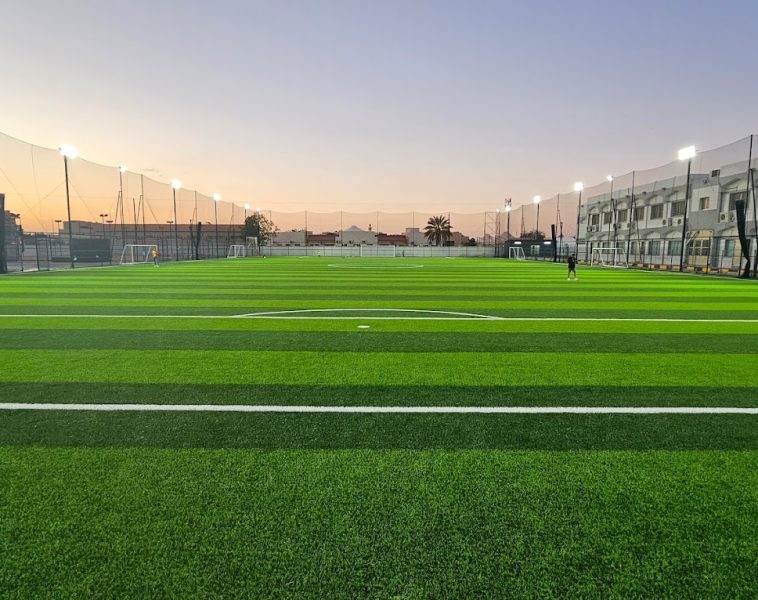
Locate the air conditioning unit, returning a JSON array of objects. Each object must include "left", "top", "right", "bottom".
[
  {"left": 720, "top": 212, "right": 728, "bottom": 222},
  {"left": 661, "top": 218, "right": 670, "bottom": 226},
  {"left": 588, "top": 225, "right": 597, "bottom": 233},
  {"left": 675, "top": 218, "right": 683, "bottom": 226}
]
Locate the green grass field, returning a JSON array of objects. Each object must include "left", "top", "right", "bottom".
[{"left": 1, "top": 257, "right": 756, "bottom": 598}]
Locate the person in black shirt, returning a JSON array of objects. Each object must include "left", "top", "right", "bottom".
[{"left": 567, "top": 254, "right": 578, "bottom": 280}]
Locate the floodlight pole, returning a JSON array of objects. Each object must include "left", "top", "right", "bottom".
[
  {"left": 626, "top": 171, "right": 635, "bottom": 265},
  {"left": 575, "top": 189, "right": 582, "bottom": 257},
  {"left": 63, "top": 155, "right": 75, "bottom": 269},
  {"left": 678, "top": 157, "right": 692, "bottom": 271},
  {"left": 172, "top": 187, "right": 179, "bottom": 261},
  {"left": 213, "top": 195, "right": 220, "bottom": 258}
]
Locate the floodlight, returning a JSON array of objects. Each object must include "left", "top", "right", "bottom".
[
  {"left": 606, "top": 175, "right": 613, "bottom": 182},
  {"left": 171, "top": 179, "right": 182, "bottom": 190},
  {"left": 119, "top": 164, "right": 127, "bottom": 173},
  {"left": 213, "top": 193, "right": 221, "bottom": 201},
  {"left": 59, "top": 144, "right": 78, "bottom": 159},
  {"left": 678, "top": 146, "right": 696, "bottom": 161},
  {"left": 504, "top": 204, "right": 512, "bottom": 212},
  {"left": 533, "top": 195, "right": 541, "bottom": 204},
  {"left": 244, "top": 203, "right": 250, "bottom": 210},
  {"left": 573, "top": 182, "right": 584, "bottom": 192}
]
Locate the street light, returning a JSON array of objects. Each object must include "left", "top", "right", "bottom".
[
  {"left": 99, "top": 213, "right": 108, "bottom": 237},
  {"left": 533, "top": 195, "right": 542, "bottom": 238},
  {"left": 504, "top": 199, "right": 512, "bottom": 244},
  {"left": 573, "top": 182, "right": 584, "bottom": 258},
  {"left": 213, "top": 193, "right": 221, "bottom": 258},
  {"left": 244, "top": 203, "right": 250, "bottom": 220},
  {"left": 59, "top": 145, "right": 78, "bottom": 268},
  {"left": 171, "top": 179, "right": 181, "bottom": 261},
  {"left": 118, "top": 165, "right": 127, "bottom": 245},
  {"left": 677, "top": 146, "right": 696, "bottom": 271}
]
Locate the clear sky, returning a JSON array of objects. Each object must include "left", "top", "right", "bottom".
[{"left": 1, "top": 0, "right": 756, "bottom": 214}]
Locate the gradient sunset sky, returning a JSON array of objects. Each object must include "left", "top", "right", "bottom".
[{"left": 1, "top": 0, "right": 756, "bottom": 214}]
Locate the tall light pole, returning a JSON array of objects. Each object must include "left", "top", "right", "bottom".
[
  {"left": 533, "top": 195, "right": 542, "bottom": 238},
  {"left": 244, "top": 203, "right": 250, "bottom": 221},
  {"left": 59, "top": 144, "right": 78, "bottom": 269},
  {"left": 118, "top": 165, "right": 128, "bottom": 246},
  {"left": 573, "top": 182, "right": 584, "bottom": 258},
  {"left": 505, "top": 199, "right": 512, "bottom": 244},
  {"left": 171, "top": 179, "right": 181, "bottom": 261},
  {"left": 213, "top": 193, "right": 221, "bottom": 258},
  {"left": 678, "top": 146, "right": 696, "bottom": 271}
]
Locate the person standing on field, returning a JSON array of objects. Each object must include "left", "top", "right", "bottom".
[
  {"left": 151, "top": 247, "right": 160, "bottom": 267},
  {"left": 567, "top": 254, "right": 578, "bottom": 280}
]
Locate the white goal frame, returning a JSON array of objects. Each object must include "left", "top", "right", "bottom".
[
  {"left": 508, "top": 246, "right": 526, "bottom": 260},
  {"left": 227, "top": 244, "right": 247, "bottom": 258},
  {"left": 120, "top": 244, "right": 159, "bottom": 265},
  {"left": 590, "top": 246, "right": 623, "bottom": 267}
]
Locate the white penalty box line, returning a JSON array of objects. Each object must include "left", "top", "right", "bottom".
[{"left": 0, "top": 404, "right": 755, "bottom": 414}]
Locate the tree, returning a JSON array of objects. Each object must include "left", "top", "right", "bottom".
[
  {"left": 423, "top": 215, "right": 452, "bottom": 246},
  {"left": 522, "top": 229, "right": 545, "bottom": 241},
  {"left": 242, "top": 212, "right": 278, "bottom": 246}
]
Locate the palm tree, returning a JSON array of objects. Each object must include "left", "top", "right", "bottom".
[{"left": 424, "top": 215, "right": 452, "bottom": 246}]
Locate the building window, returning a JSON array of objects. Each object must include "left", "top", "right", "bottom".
[
  {"left": 668, "top": 240, "right": 682, "bottom": 256},
  {"left": 634, "top": 207, "right": 645, "bottom": 221},
  {"left": 617, "top": 209, "right": 628, "bottom": 223},
  {"left": 699, "top": 197, "right": 710, "bottom": 210},
  {"left": 602, "top": 212, "right": 612, "bottom": 225},
  {"left": 728, "top": 191, "right": 747, "bottom": 211},
  {"left": 724, "top": 239, "right": 735, "bottom": 258},
  {"left": 589, "top": 214, "right": 600, "bottom": 226},
  {"left": 687, "top": 238, "right": 711, "bottom": 257},
  {"left": 670, "top": 201, "right": 686, "bottom": 217},
  {"left": 648, "top": 240, "right": 661, "bottom": 255},
  {"left": 650, "top": 205, "right": 664, "bottom": 220}
]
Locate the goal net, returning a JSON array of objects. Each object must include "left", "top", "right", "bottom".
[
  {"left": 120, "top": 244, "right": 158, "bottom": 265},
  {"left": 227, "top": 244, "right": 247, "bottom": 258},
  {"left": 590, "top": 247, "right": 622, "bottom": 267},
  {"left": 508, "top": 246, "right": 526, "bottom": 260}
]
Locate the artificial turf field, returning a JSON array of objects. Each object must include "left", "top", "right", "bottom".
[{"left": 0, "top": 256, "right": 756, "bottom": 598}]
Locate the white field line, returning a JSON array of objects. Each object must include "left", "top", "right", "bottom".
[
  {"left": 0, "top": 313, "right": 758, "bottom": 323},
  {"left": 0, "top": 403, "right": 755, "bottom": 414}
]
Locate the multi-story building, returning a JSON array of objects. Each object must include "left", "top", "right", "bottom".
[{"left": 579, "top": 160, "right": 757, "bottom": 273}]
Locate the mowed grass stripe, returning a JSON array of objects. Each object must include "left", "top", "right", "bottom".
[
  {"left": 1, "top": 350, "right": 757, "bottom": 390},
  {"left": 1, "top": 329, "right": 757, "bottom": 354},
  {"left": 1, "top": 413, "right": 756, "bottom": 449},
  {"left": 2, "top": 316, "right": 758, "bottom": 333},
  {"left": 2, "top": 382, "right": 757, "bottom": 407}
]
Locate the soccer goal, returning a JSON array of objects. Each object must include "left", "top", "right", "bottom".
[
  {"left": 120, "top": 244, "right": 158, "bottom": 265},
  {"left": 227, "top": 244, "right": 247, "bottom": 258},
  {"left": 590, "top": 246, "right": 622, "bottom": 267},
  {"left": 508, "top": 246, "right": 526, "bottom": 260}
]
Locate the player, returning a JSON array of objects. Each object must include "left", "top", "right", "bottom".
[
  {"left": 567, "top": 254, "right": 578, "bottom": 280},
  {"left": 151, "top": 247, "right": 160, "bottom": 267}
]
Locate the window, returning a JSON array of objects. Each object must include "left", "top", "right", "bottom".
[
  {"left": 670, "top": 201, "right": 686, "bottom": 217},
  {"left": 648, "top": 240, "right": 661, "bottom": 255},
  {"left": 687, "top": 238, "right": 711, "bottom": 257},
  {"left": 668, "top": 240, "right": 682, "bottom": 256},
  {"left": 603, "top": 212, "right": 612, "bottom": 225},
  {"left": 724, "top": 239, "right": 735, "bottom": 258},
  {"left": 699, "top": 197, "right": 710, "bottom": 210},
  {"left": 617, "top": 209, "right": 628, "bottom": 223},
  {"left": 589, "top": 214, "right": 600, "bottom": 226},
  {"left": 650, "top": 205, "right": 664, "bottom": 220},
  {"left": 728, "top": 191, "right": 747, "bottom": 211},
  {"left": 634, "top": 207, "right": 645, "bottom": 221}
]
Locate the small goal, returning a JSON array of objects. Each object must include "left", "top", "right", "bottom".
[
  {"left": 227, "top": 244, "right": 247, "bottom": 258},
  {"left": 590, "top": 246, "right": 623, "bottom": 267},
  {"left": 120, "top": 244, "right": 158, "bottom": 265},
  {"left": 508, "top": 246, "right": 526, "bottom": 260}
]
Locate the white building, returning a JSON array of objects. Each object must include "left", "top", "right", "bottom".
[{"left": 579, "top": 159, "right": 757, "bottom": 273}]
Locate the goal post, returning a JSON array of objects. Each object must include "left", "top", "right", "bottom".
[
  {"left": 227, "top": 244, "right": 247, "bottom": 258},
  {"left": 590, "top": 246, "right": 622, "bottom": 267},
  {"left": 508, "top": 246, "right": 526, "bottom": 260},
  {"left": 120, "top": 244, "right": 159, "bottom": 265}
]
